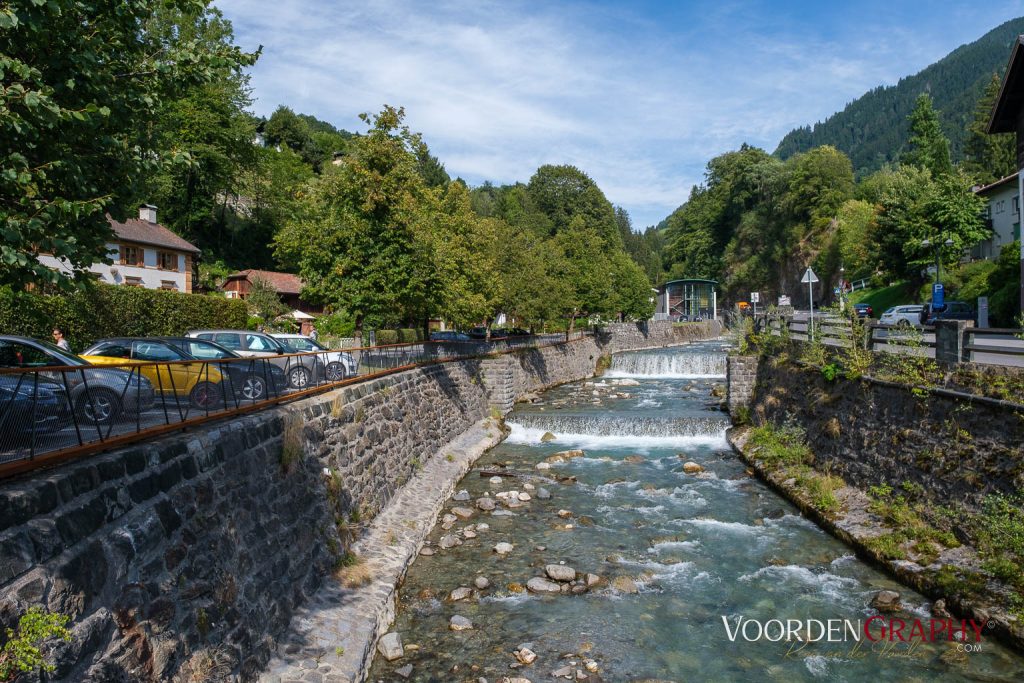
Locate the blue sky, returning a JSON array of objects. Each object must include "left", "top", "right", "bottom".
[{"left": 217, "top": 0, "right": 1024, "bottom": 229}]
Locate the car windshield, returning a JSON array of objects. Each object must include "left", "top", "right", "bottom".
[
  {"left": 279, "top": 336, "right": 323, "bottom": 352},
  {"left": 177, "top": 339, "right": 238, "bottom": 360},
  {"left": 32, "top": 339, "right": 89, "bottom": 366}
]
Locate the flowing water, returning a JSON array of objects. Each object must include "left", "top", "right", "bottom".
[{"left": 367, "top": 340, "right": 1024, "bottom": 682}]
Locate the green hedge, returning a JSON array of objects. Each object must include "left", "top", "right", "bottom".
[
  {"left": 376, "top": 330, "right": 399, "bottom": 345},
  {"left": 397, "top": 328, "right": 419, "bottom": 343},
  {"left": 0, "top": 283, "right": 248, "bottom": 352}
]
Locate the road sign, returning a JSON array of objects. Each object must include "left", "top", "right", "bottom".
[
  {"left": 801, "top": 267, "right": 819, "bottom": 284},
  {"left": 751, "top": 292, "right": 760, "bottom": 303},
  {"left": 803, "top": 267, "right": 818, "bottom": 339},
  {"left": 932, "top": 282, "right": 944, "bottom": 309},
  {"left": 978, "top": 296, "right": 989, "bottom": 328},
  {"left": 778, "top": 295, "right": 791, "bottom": 306}
]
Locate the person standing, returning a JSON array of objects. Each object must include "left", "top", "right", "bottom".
[
  {"left": 309, "top": 325, "right": 318, "bottom": 342},
  {"left": 52, "top": 327, "right": 71, "bottom": 351}
]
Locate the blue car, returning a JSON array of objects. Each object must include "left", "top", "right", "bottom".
[{"left": 0, "top": 374, "right": 66, "bottom": 439}]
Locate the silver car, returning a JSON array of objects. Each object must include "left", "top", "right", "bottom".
[
  {"left": 271, "top": 334, "right": 358, "bottom": 381},
  {"left": 879, "top": 305, "right": 924, "bottom": 328}
]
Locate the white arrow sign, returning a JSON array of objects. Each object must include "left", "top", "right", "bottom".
[{"left": 801, "top": 267, "right": 819, "bottom": 284}]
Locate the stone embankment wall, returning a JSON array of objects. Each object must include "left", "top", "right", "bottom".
[
  {"left": 731, "top": 357, "right": 1024, "bottom": 509},
  {"left": 725, "top": 355, "right": 758, "bottom": 416},
  {"left": 0, "top": 320, "right": 721, "bottom": 681}
]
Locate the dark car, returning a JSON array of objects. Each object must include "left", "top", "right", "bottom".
[
  {"left": 468, "top": 327, "right": 489, "bottom": 340},
  {"left": 0, "top": 336, "right": 155, "bottom": 426},
  {"left": 0, "top": 374, "right": 67, "bottom": 440},
  {"left": 155, "top": 337, "right": 289, "bottom": 401},
  {"left": 852, "top": 303, "right": 873, "bottom": 318},
  {"left": 489, "top": 328, "right": 510, "bottom": 340},
  {"left": 508, "top": 328, "right": 532, "bottom": 337},
  {"left": 429, "top": 331, "right": 472, "bottom": 342},
  {"left": 924, "top": 301, "right": 976, "bottom": 325}
]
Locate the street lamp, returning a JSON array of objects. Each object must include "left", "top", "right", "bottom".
[{"left": 921, "top": 236, "right": 955, "bottom": 285}]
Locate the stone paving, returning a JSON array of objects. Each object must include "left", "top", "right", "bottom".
[{"left": 258, "top": 419, "right": 504, "bottom": 683}]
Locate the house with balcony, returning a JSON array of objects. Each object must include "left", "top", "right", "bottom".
[
  {"left": 972, "top": 172, "right": 1020, "bottom": 260},
  {"left": 220, "top": 269, "right": 323, "bottom": 314},
  {"left": 38, "top": 205, "right": 200, "bottom": 292}
]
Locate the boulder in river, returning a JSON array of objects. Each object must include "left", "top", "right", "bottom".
[
  {"left": 545, "top": 564, "right": 576, "bottom": 582},
  {"left": 623, "top": 455, "right": 644, "bottom": 463},
  {"left": 536, "top": 487, "right": 552, "bottom": 500},
  {"left": 540, "top": 432, "right": 556, "bottom": 442},
  {"left": 526, "top": 577, "right": 562, "bottom": 594},
  {"left": 477, "top": 497, "right": 496, "bottom": 511},
  {"left": 611, "top": 576, "right": 639, "bottom": 594},
  {"left": 377, "top": 631, "right": 404, "bottom": 661},
  {"left": 452, "top": 489, "right": 471, "bottom": 502},
  {"left": 451, "top": 506, "right": 475, "bottom": 520},
  {"left": 515, "top": 647, "right": 537, "bottom": 664},
  {"left": 438, "top": 534, "right": 460, "bottom": 549},
  {"left": 474, "top": 576, "right": 490, "bottom": 590},
  {"left": 870, "top": 590, "right": 902, "bottom": 612},
  {"left": 449, "top": 586, "right": 473, "bottom": 602},
  {"left": 682, "top": 461, "right": 704, "bottom": 474},
  {"left": 536, "top": 462, "right": 551, "bottom": 470},
  {"left": 449, "top": 615, "right": 473, "bottom": 630},
  {"left": 494, "top": 542, "right": 515, "bottom": 555}
]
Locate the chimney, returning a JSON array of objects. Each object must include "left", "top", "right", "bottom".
[{"left": 139, "top": 204, "right": 157, "bottom": 223}]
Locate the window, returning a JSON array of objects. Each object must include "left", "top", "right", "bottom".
[
  {"left": 132, "top": 341, "right": 185, "bottom": 362},
  {"left": 160, "top": 280, "right": 178, "bottom": 291},
  {"left": 245, "top": 334, "right": 280, "bottom": 352},
  {"left": 89, "top": 342, "right": 131, "bottom": 359},
  {"left": 1014, "top": 197, "right": 1020, "bottom": 216},
  {"left": 0, "top": 341, "right": 55, "bottom": 368},
  {"left": 120, "top": 245, "right": 144, "bottom": 266},
  {"left": 157, "top": 251, "right": 179, "bottom": 271},
  {"left": 281, "top": 337, "right": 315, "bottom": 352},
  {"left": 212, "top": 333, "right": 242, "bottom": 350},
  {"left": 124, "top": 276, "right": 143, "bottom": 287},
  {"left": 184, "top": 340, "right": 231, "bottom": 360}
]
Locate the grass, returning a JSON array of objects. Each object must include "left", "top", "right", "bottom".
[
  {"left": 865, "top": 484, "right": 959, "bottom": 564},
  {"left": 747, "top": 424, "right": 813, "bottom": 467},
  {"left": 847, "top": 280, "right": 917, "bottom": 314}
]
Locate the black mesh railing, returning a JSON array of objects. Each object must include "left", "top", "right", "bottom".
[{"left": 0, "top": 332, "right": 589, "bottom": 477}]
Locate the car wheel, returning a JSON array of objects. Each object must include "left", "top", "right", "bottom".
[
  {"left": 189, "top": 381, "right": 221, "bottom": 410},
  {"left": 325, "top": 361, "right": 347, "bottom": 382},
  {"left": 241, "top": 374, "right": 267, "bottom": 401},
  {"left": 76, "top": 388, "right": 121, "bottom": 426},
  {"left": 288, "top": 366, "right": 311, "bottom": 389},
  {"left": 896, "top": 319, "right": 912, "bottom": 329}
]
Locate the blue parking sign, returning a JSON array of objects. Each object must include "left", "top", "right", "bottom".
[{"left": 932, "top": 282, "right": 944, "bottom": 308}]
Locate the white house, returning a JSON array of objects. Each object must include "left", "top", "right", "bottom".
[
  {"left": 973, "top": 172, "right": 1021, "bottom": 260},
  {"left": 38, "top": 205, "right": 201, "bottom": 292}
]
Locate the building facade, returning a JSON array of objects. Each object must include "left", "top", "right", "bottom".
[
  {"left": 973, "top": 173, "right": 1020, "bottom": 260},
  {"left": 37, "top": 206, "right": 200, "bottom": 292},
  {"left": 221, "top": 269, "right": 323, "bottom": 315},
  {"left": 655, "top": 279, "right": 718, "bottom": 321}
]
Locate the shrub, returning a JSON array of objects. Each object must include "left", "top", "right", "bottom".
[
  {"left": 317, "top": 312, "right": 356, "bottom": 337},
  {"left": 376, "top": 330, "right": 399, "bottom": 345},
  {"left": 0, "top": 607, "right": 71, "bottom": 679},
  {"left": 0, "top": 283, "right": 247, "bottom": 351},
  {"left": 397, "top": 328, "right": 418, "bottom": 343}
]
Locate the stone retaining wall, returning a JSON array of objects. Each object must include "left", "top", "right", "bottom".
[
  {"left": 0, "top": 321, "right": 722, "bottom": 681},
  {"left": 726, "top": 355, "right": 758, "bottom": 416}
]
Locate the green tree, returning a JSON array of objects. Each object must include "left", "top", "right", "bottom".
[
  {"left": 902, "top": 94, "right": 953, "bottom": 177},
  {"left": 275, "top": 106, "right": 437, "bottom": 338},
  {"left": 527, "top": 165, "right": 621, "bottom": 245},
  {"left": 834, "top": 199, "right": 879, "bottom": 278},
  {"left": 246, "top": 276, "right": 288, "bottom": 321},
  {"left": 961, "top": 73, "right": 1017, "bottom": 185},
  {"left": 0, "top": 0, "right": 258, "bottom": 290}
]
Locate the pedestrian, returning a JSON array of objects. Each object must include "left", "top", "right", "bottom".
[
  {"left": 52, "top": 327, "right": 70, "bottom": 351},
  {"left": 309, "top": 325, "right": 318, "bottom": 342}
]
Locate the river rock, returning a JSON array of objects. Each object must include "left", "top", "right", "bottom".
[
  {"left": 443, "top": 513, "right": 458, "bottom": 525},
  {"left": 540, "top": 432, "right": 556, "bottom": 442},
  {"left": 584, "top": 659, "right": 598, "bottom": 672},
  {"left": 477, "top": 497, "right": 496, "bottom": 511},
  {"left": 545, "top": 564, "right": 577, "bottom": 582},
  {"left": 585, "top": 573, "right": 601, "bottom": 587},
  {"left": 377, "top": 631, "right": 404, "bottom": 661},
  {"left": 419, "top": 547, "right": 435, "bottom": 556},
  {"left": 536, "top": 487, "right": 552, "bottom": 500},
  {"left": 449, "top": 615, "right": 473, "bottom": 631},
  {"left": 623, "top": 455, "right": 644, "bottom": 463},
  {"left": 557, "top": 509, "right": 573, "bottom": 518},
  {"left": 501, "top": 678, "right": 533, "bottom": 683},
  {"left": 449, "top": 586, "right": 473, "bottom": 602},
  {"left": 463, "top": 529, "right": 477, "bottom": 539},
  {"left": 932, "top": 598, "right": 953, "bottom": 619},
  {"left": 682, "top": 461, "right": 704, "bottom": 474},
  {"left": 490, "top": 476, "right": 504, "bottom": 485},
  {"left": 870, "top": 590, "right": 902, "bottom": 612},
  {"left": 536, "top": 462, "right": 551, "bottom": 470},
  {"left": 452, "top": 506, "right": 475, "bottom": 520},
  {"left": 615, "top": 378, "right": 640, "bottom": 386},
  {"left": 612, "top": 576, "right": 639, "bottom": 594},
  {"left": 518, "top": 492, "right": 532, "bottom": 501},
  {"left": 526, "top": 577, "right": 563, "bottom": 594},
  {"left": 439, "top": 534, "right": 460, "bottom": 549},
  {"left": 475, "top": 576, "right": 490, "bottom": 590},
  {"left": 453, "top": 489, "right": 471, "bottom": 501},
  {"left": 523, "top": 482, "right": 536, "bottom": 491},
  {"left": 494, "top": 542, "right": 515, "bottom": 555},
  {"left": 476, "top": 523, "right": 490, "bottom": 531},
  {"left": 515, "top": 647, "right": 537, "bottom": 664},
  {"left": 552, "top": 665, "right": 574, "bottom": 678},
  {"left": 395, "top": 664, "right": 413, "bottom": 679}
]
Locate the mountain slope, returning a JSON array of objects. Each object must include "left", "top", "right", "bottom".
[{"left": 774, "top": 17, "right": 1024, "bottom": 176}]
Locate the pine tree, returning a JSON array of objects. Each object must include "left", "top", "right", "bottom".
[
  {"left": 961, "top": 73, "right": 1017, "bottom": 185},
  {"left": 902, "top": 94, "right": 953, "bottom": 177}
]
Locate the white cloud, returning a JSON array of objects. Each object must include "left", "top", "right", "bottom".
[{"left": 217, "top": 0, "right": 1022, "bottom": 228}]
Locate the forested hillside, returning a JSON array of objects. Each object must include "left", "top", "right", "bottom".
[{"left": 774, "top": 16, "right": 1024, "bottom": 177}]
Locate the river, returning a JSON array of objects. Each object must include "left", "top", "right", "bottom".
[{"left": 367, "top": 340, "right": 1024, "bottom": 682}]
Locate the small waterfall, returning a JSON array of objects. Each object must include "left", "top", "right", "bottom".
[
  {"left": 506, "top": 414, "right": 729, "bottom": 449},
  {"left": 606, "top": 352, "right": 726, "bottom": 378}
]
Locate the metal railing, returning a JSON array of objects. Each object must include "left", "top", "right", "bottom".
[
  {"left": 964, "top": 328, "right": 1024, "bottom": 368},
  {"left": 0, "top": 332, "right": 588, "bottom": 479}
]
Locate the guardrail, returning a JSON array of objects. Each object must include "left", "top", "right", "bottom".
[
  {"left": 0, "top": 332, "right": 587, "bottom": 479},
  {"left": 964, "top": 328, "right": 1024, "bottom": 368}
]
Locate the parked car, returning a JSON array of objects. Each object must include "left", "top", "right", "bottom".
[
  {"left": 271, "top": 333, "right": 358, "bottom": 381},
  {"left": 508, "top": 328, "right": 532, "bottom": 337},
  {"left": 0, "top": 374, "right": 66, "bottom": 439},
  {"left": 468, "top": 327, "right": 489, "bottom": 340},
  {"left": 155, "top": 337, "right": 288, "bottom": 401},
  {"left": 489, "top": 328, "right": 510, "bottom": 340},
  {"left": 879, "top": 305, "right": 924, "bottom": 328},
  {"left": 80, "top": 338, "right": 225, "bottom": 410},
  {"left": 852, "top": 303, "right": 874, "bottom": 318},
  {"left": 186, "top": 330, "right": 318, "bottom": 389},
  {"left": 924, "top": 301, "right": 976, "bottom": 325},
  {"left": 0, "top": 335, "right": 155, "bottom": 425},
  {"left": 429, "top": 331, "right": 472, "bottom": 342}
]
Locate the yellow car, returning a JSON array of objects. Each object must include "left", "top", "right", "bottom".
[{"left": 80, "top": 338, "right": 224, "bottom": 410}]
